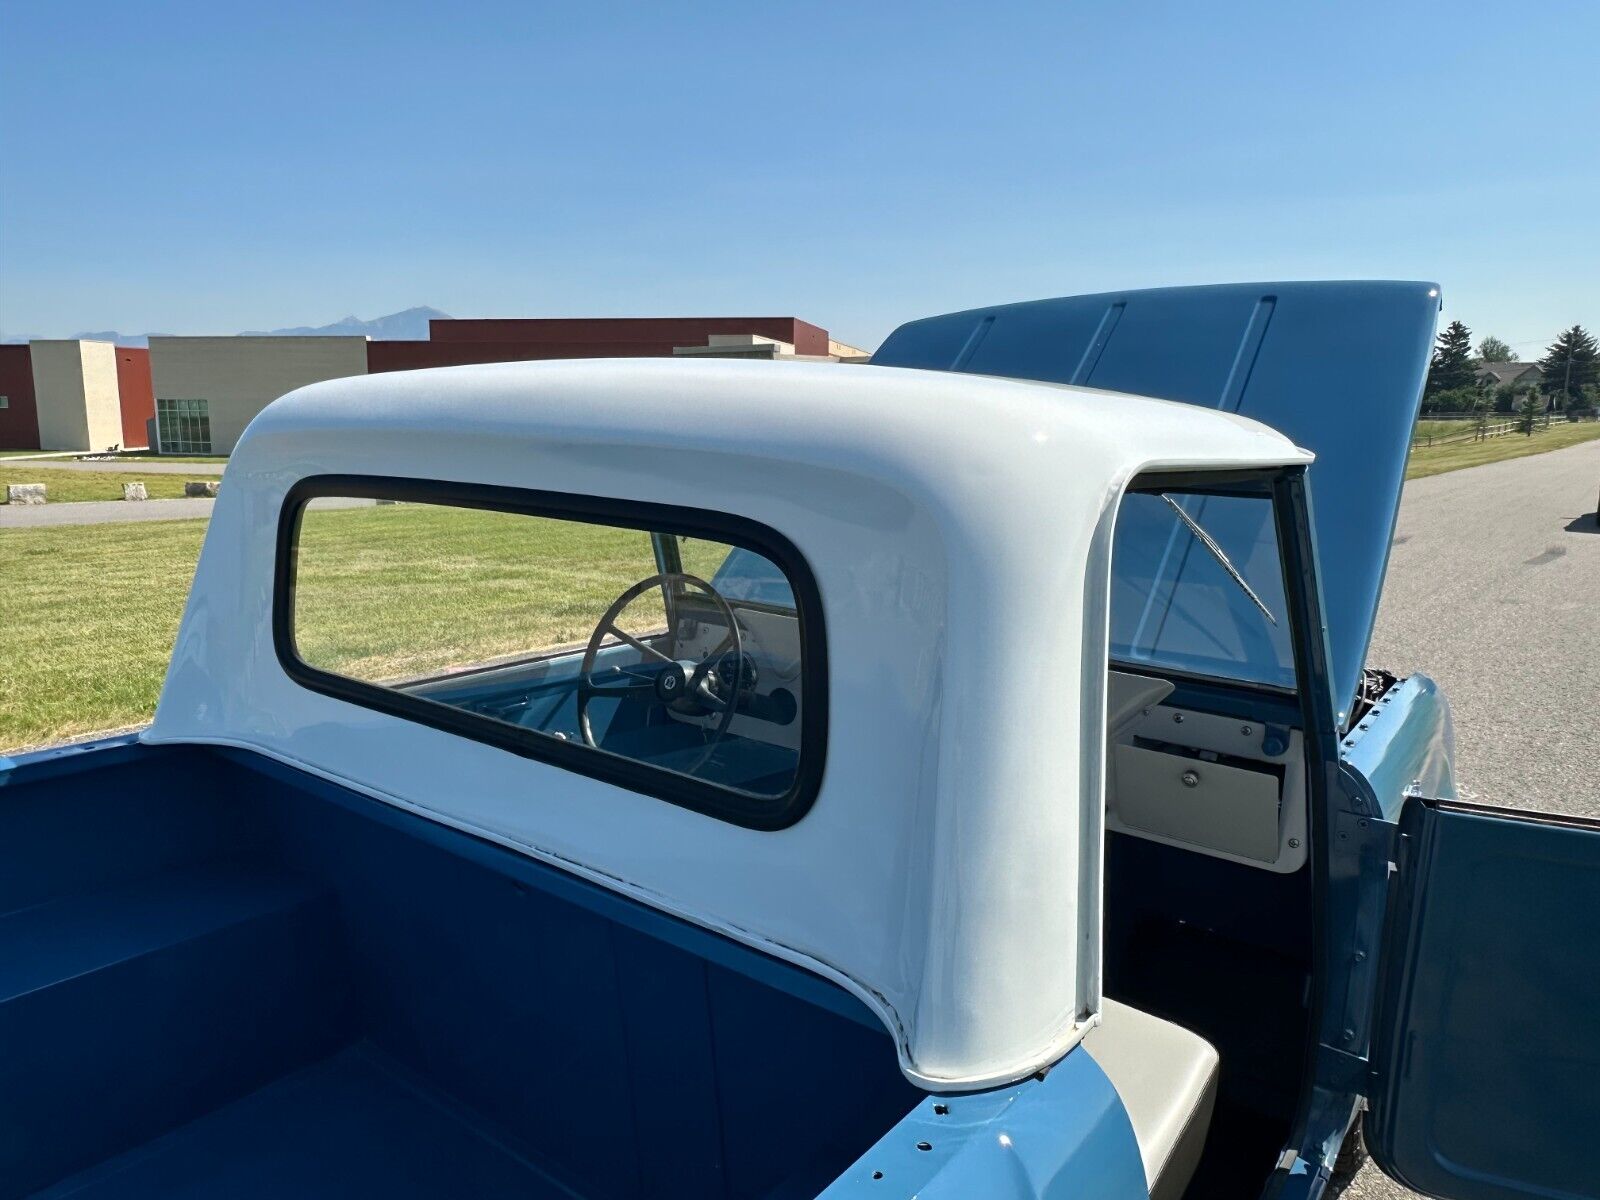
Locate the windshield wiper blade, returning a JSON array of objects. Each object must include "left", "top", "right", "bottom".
[{"left": 1161, "top": 495, "right": 1278, "bottom": 627}]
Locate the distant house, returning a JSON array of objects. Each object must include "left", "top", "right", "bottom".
[{"left": 1476, "top": 361, "right": 1542, "bottom": 391}]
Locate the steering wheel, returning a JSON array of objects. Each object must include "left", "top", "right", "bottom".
[{"left": 576, "top": 573, "right": 744, "bottom": 776}]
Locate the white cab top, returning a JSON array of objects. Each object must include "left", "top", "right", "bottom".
[{"left": 147, "top": 358, "right": 1310, "bottom": 1090}]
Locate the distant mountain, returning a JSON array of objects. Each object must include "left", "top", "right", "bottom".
[
  {"left": 242, "top": 307, "right": 450, "bottom": 341},
  {"left": 74, "top": 330, "right": 156, "bottom": 347},
  {"left": 0, "top": 331, "right": 159, "bottom": 348},
  {"left": 2, "top": 307, "right": 450, "bottom": 347}
]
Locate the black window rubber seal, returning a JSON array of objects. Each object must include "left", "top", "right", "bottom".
[{"left": 272, "top": 474, "right": 828, "bottom": 831}]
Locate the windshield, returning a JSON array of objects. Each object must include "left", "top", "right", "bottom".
[
  {"left": 670, "top": 537, "right": 797, "bottom": 609},
  {"left": 1110, "top": 490, "right": 1294, "bottom": 689}
]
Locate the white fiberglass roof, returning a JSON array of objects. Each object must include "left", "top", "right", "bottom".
[{"left": 148, "top": 357, "right": 1308, "bottom": 1089}]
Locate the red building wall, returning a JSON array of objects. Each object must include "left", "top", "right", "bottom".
[
  {"left": 428, "top": 317, "right": 831, "bottom": 357},
  {"left": 367, "top": 317, "right": 833, "bottom": 376},
  {"left": 0, "top": 344, "right": 41, "bottom": 450},
  {"left": 115, "top": 347, "right": 155, "bottom": 448}
]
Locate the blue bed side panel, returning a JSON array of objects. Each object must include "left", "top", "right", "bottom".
[
  {"left": 873, "top": 280, "right": 1440, "bottom": 725},
  {"left": 0, "top": 739, "right": 919, "bottom": 1200}
]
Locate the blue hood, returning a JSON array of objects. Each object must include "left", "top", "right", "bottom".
[{"left": 872, "top": 281, "right": 1439, "bottom": 728}]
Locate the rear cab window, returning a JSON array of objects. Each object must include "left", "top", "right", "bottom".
[{"left": 276, "top": 478, "right": 825, "bottom": 828}]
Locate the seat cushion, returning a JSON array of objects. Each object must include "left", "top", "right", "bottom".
[{"left": 1082, "top": 998, "right": 1219, "bottom": 1200}]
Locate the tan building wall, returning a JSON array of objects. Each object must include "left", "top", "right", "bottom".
[
  {"left": 31, "top": 340, "right": 124, "bottom": 451},
  {"left": 147, "top": 336, "right": 369, "bottom": 455}
]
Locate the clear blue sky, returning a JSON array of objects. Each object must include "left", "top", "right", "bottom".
[{"left": 2, "top": 0, "right": 1595, "bottom": 353}]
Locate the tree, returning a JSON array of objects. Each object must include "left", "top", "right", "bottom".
[
  {"left": 1427, "top": 321, "right": 1476, "bottom": 395},
  {"left": 1472, "top": 388, "right": 1493, "bottom": 440},
  {"left": 1476, "top": 335, "right": 1514, "bottom": 363},
  {"left": 1425, "top": 386, "right": 1478, "bottom": 415},
  {"left": 1517, "top": 389, "right": 1542, "bottom": 435},
  {"left": 1538, "top": 325, "right": 1599, "bottom": 407}
]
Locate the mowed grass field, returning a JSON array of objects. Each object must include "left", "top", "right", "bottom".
[
  {"left": 1411, "top": 418, "right": 1477, "bottom": 441},
  {"left": 0, "top": 519, "right": 207, "bottom": 750},
  {"left": 296, "top": 504, "right": 725, "bottom": 683},
  {"left": 0, "top": 466, "right": 223, "bottom": 503},
  {"left": 0, "top": 504, "right": 731, "bottom": 752},
  {"left": 1405, "top": 420, "right": 1600, "bottom": 479}
]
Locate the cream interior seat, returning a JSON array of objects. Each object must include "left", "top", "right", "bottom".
[{"left": 1082, "top": 997, "right": 1220, "bottom": 1200}]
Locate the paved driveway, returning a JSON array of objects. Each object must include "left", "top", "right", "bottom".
[
  {"left": 1338, "top": 435, "right": 1600, "bottom": 1196},
  {"left": 1, "top": 458, "right": 221, "bottom": 475},
  {"left": 1368, "top": 436, "right": 1599, "bottom": 820},
  {"left": 0, "top": 497, "right": 218, "bottom": 526},
  {"left": 0, "top": 495, "right": 372, "bottom": 528}
]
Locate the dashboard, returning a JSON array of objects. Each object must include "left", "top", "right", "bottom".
[{"left": 1106, "top": 671, "right": 1307, "bottom": 874}]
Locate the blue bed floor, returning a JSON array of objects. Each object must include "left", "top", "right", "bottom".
[{"left": 29, "top": 1044, "right": 574, "bottom": 1200}]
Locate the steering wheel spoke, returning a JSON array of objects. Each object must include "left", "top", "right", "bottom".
[
  {"left": 578, "top": 678, "right": 658, "bottom": 701},
  {"left": 604, "top": 624, "right": 675, "bottom": 665},
  {"left": 693, "top": 674, "right": 731, "bottom": 712},
  {"left": 577, "top": 572, "right": 744, "bottom": 779}
]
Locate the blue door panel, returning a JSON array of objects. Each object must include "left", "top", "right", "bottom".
[{"left": 1367, "top": 800, "right": 1600, "bottom": 1200}]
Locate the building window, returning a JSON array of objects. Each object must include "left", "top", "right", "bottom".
[
  {"left": 0, "top": 395, "right": 8, "bottom": 409},
  {"left": 156, "top": 398, "right": 212, "bottom": 454}
]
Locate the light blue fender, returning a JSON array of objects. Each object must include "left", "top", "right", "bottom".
[
  {"left": 818, "top": 1041, "right": 1148, "bottom": 1198},
  {"left": 1268, "top": 672, "right": 1461, "bottom": 1193}
]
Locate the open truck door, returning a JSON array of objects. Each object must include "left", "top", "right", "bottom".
[{"left": 1366, "top": 798, "right": 1600, "bottom": 1200}]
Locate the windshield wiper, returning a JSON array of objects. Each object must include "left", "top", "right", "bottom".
[{"left": 1160, "top": 495, "right": 1278, "bottom": 627}]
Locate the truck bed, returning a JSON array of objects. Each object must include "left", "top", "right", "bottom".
[{"left": 0, "top": 741, "right": 918, "bottom": 1199}]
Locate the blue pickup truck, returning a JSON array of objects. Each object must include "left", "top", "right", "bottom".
[{"left": 3, "top": 282, "right": 1595, "bottom": 1200}]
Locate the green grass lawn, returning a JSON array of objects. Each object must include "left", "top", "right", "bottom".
[
  {"left": 295, "top": 504, "right": 729, "bottom": 682},
  {"left": 0, "top": 518, "right": 208, "bottom": 751},
  {"left": 1406, "top": 421, "right": 1600, "bottom": 479},
  {"left": 0, "top": 505, "right": 733, "bottom": 753},
  {"left": 0, "top": 466, "right": 223, "bottom": 503},
  {"left": 1411, "top": 418, "right": 1478, "bottom": 442}
]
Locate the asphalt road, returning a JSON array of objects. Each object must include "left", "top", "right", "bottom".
[
  {"left": 0, "top": 497, "right": 219, "bottom": 527},
  {"left": 1336, "top": 435, "right": 1600, "bottom": 1198},
  {"left": 0, "top": 495, "right": 376, "bottom": 528},
  {"left": 0, "top": 456, "right": 212, "bottom": 475},
  {"left": 1368, "top": 435, "right": 1599, "bottom": 820}
]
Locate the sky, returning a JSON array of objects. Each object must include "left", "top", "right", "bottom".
[{"left": 2, "top": 0, "right": 1595, "bottom": 353}]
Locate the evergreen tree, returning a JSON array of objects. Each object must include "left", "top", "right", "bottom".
[
  {"left": 1471, "top": 387, "right": 1493, "bottom": 440},
  {"left": 1538, "top": 325, "right": 1599, "bottom": 407},
  {"left": 1517, "top": 389, "right": 1542, "bottom": 435},
  {"left": 1476, "top": 335, "right": 1514, "bottom": 363},
  {"left": 1427, "top": 321, "right": 1476, "bottom": 395}
]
